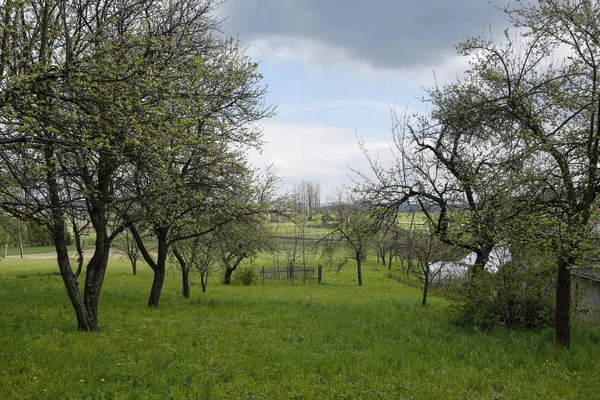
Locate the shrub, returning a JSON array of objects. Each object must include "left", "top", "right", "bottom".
[
  {"left": 234, "top": 267, "right": 257, "bottom": 286},
  {"left": 450, "top": 261, "right": 556, "bottom": 330}
]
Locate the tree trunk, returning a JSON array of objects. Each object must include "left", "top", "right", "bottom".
[
  {"left": 181, "top": 266, "right": 190, "bottom": 298},
  {"left": 147, "top": 229, "right": 168, "bottom": 308},
  {"left": 131, "top": 258, "right": 137, "bottom": 275},
  {"left": 422, "top": 269, "right": 429, "bottom": 307},
  {"left": 172, "top": 246, "right": 188, "bottom": 298},
  {"left": 55, "top": 226, "right": 96, "bottom": 331},
  {"left": 148, "top": 269, "right": 165, "bottom": 307},
  {"left": 128, "top": 224, "right": 168, "bottom": 307},
  {"left": 357, "top": 258, "right": 363, "bottom": 286},
  {"left": 45, "top": 146, "right": 98, "bottom": 331},
  {"left": 201, "top": 274, "right": 207, "bottom": 292},
  {"left": 555, "top": 255, "right": 572, "bottom": 348},
  {"left": 223, "top": 267, "right": 233, "bottom": 285},
  {"left": 83, "top": 236, "right": 111, "bottom": 329},
  {"left": 223, "top": 257, "right": 244, "bottom": 285},
  {"left": 471, "top": 245, "right": 493, "bottom": 279}
]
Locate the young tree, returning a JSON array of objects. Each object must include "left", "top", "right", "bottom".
[
  {"left": 325, "top": 192, "right": 379, "bottom": 286},
  {"left": 399, "top": 224, "right": 464, "bottom": 306},
  {"left": 113, "top": 230, "right": 142, "bottom": 275},
  {"left": 219, "top": 214, "right": 274, "bottom": 285},
  {"left": 172, "top": 235, "right": 219, "bottom": 295}
]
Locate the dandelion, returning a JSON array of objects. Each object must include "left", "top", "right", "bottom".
[
  {"left": 115, "top": 329, "right": 120, "bottom": 332},
  {"left": 33, "top": 376, "right": 37, "bottom": 381},
  {"left": 43, "top": 389, "right": 46, "bottom": 392},
  {"left": 80, "top": 379, "right": 85, "bottom": 383},
  {"left": 143, "top": 325, "right": 147, "bottom": 329},
  {"left": 101, "top": 378, "right": 105, "bottom": 382},
  {"left": 116, "top": 363, "right": 121, "bottom": 366}
]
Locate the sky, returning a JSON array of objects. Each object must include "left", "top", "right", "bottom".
[{"left": 217, "top": 0, "right": 514, "bottom": 197}]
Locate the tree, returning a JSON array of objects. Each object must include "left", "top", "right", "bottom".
[
  {"left": 172, "top": 235, "right": 220, "bottom": 295},
  {"left": 452, "top": 0, "right": 600, "bottom": 348},
  {"left": 113, "top": 230, "right": 142, "bottom": 275},
  {"left": 0, "top": 0, "right": 167, "bottom": 330},
  {"left": 357, "top": 82, "right": 518, "bottom": 279},
  {"left": 114, "top": 4, "right": 274, "bottom": 306},
  {"left": 219, "top": 214, "right": 274, "bottom": 285},
  {"left": 325, "top": 192, "right": 379, "bottom": 286},
  {"left": 373, "top": 212, "right": 401, "bottom": 269},
  {"left": 398, "top": 223, "right": 464, "bottom": 306}
]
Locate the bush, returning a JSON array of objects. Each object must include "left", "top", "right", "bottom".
[
  {"left": 234, "top": 267, "right": 257, "bottom": 286},
  {"left": 450, "top": 261, "right": 555, "bottom": 330}
]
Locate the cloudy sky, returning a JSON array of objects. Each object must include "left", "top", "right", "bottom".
[{"left": 218, "top": 0, "right": 514, "bottom": 196}]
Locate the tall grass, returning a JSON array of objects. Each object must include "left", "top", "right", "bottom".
[{"left": 1, "top": 257, "right": 598, "bottom": 399}]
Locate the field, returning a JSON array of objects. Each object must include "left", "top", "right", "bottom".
[{"left": 1, "top": 256, "right": 600, "bottom": 399}]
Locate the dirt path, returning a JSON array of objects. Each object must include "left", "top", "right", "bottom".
[{"left": 6, "top": 249, "right": 123, "bottom": 259}]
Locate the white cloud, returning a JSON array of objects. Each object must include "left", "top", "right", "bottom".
[{"left": 248, "top": 122, "right": 393, "bottom": 196}]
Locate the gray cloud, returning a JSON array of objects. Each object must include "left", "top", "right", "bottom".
[{"left": 219, "top": 0, "right": 513, "bottom": 71}]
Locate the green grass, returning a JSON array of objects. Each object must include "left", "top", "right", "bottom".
[
  {"left": 1, "top": 257, "right": 599, "bottom": 399},
  {"left": 270, "top": 222, "right": 330, "bottom": 239}
]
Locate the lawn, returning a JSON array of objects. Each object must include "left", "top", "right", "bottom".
[{"left": 1, "top": 256, "right": 599, "bottom": 399}]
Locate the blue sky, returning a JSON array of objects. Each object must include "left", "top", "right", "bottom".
[{"left": 218, "top": 0, "right": 514, "bottom": 196}]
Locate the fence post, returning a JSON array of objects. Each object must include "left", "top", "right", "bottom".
[{"left": 318, "top": 264, "right": 323, "bottom": 285}]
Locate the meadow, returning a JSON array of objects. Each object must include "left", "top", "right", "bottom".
[{"left": 1, "top": 256, "right": 600, "bottom": 399}]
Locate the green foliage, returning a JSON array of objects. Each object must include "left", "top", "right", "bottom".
[
  {"left": 233, "top": 266, "right": 257, "bottom": 286},
  {"left": 451, "top": 262, "right": 556, "bottom": 330}
]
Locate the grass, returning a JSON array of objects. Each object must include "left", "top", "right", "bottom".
[
  {"left": 270, "top": 222, "right": 330, "bottom": 239},
  {"left": 1, "top": 257, "right": 600, "bottom": 399}
]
